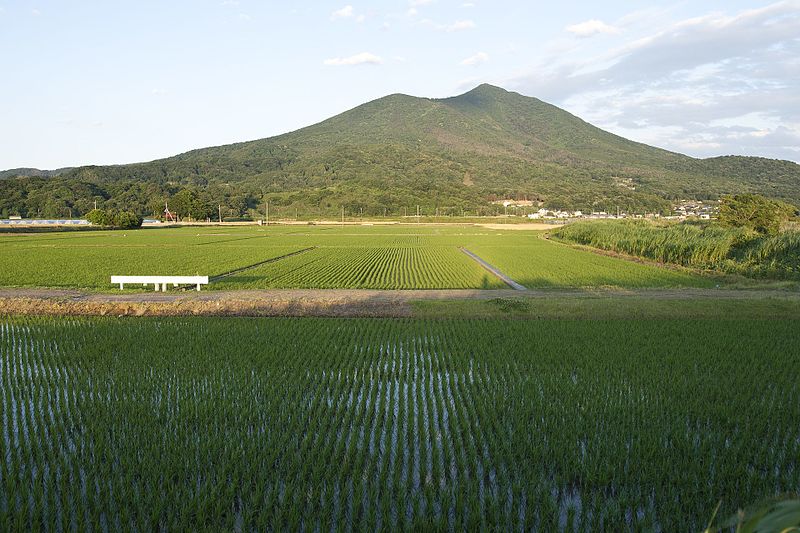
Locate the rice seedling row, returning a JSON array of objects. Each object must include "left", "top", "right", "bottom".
[
  {"left": 1, "top": 316, "right": 797, "bottom": 530},
  {"left": 217, "top": 246, "right": 505, "bottom": 289},
  {"left": 469, "top": 238, "right": 713, "bottom": 288},
  {"left": 0, "top": 225, "right": 712, "bottom": 289}
]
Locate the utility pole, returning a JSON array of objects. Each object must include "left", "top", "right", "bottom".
[
  {"left": 218, "top": 205, "right": 222, "bottom": 223},
  {"left": 416, "top": 205, "right": 420, "bottom": 223},
  {"left": 265, "top": 201, "right": 269, "bottom": 226},
  {"left": 94, "top": 199, "right": 97, "bottom": 211},
  {"left": 341, "top": 205, "right": 344, "bottom": 226}
]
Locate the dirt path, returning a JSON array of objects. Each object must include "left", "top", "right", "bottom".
[
  {"left": 460, "top": 248, "right": 527, "bottom": 290},
  {"left": 476, "top": 223, "right": 560, "bottom": 230},
  {"left": 1, "top": 287, "right": 798, "bottom": 318},
  {"left": 209, "top": 247, "right": 315, "bottom": 281}
]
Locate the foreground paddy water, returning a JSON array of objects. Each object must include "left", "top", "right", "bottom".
[{"left": 1, "top": 316, "right": 797, "bottom": 530}]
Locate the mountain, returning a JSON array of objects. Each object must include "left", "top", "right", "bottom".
[
  {"left": 0, "top": 167, "right": 72, "bottom": 180},
  {"left": 2, "top": 84, "right": 799, "bottom": 218}
]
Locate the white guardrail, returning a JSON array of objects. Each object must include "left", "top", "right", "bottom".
[{"left": 111, "top": 275, "right": 209, "bottom": 292}]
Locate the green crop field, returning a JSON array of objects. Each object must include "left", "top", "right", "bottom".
[
  {"left": 215, "top": 246, "right": 504, "bottom": 289},
  {"left": 1, "top": 315, "right": 797, "bottom": 531},
  {"left": 468, "top": 235, "right": 713, "bottom": 288},
  {"left": 0, "top": 229, "right": 304, "bottom": 289},
  {"left": 0, "top": 225, "right": 713, "bottom": 290}
]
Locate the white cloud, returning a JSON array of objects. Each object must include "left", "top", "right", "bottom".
[
  {"left": 331, "top": 5, "right": 353, "bottom": 20},
  {"left": 323, "top": 52, "right": 383, "bottom": 66},
  {"left": 331, "top": 5, "right": 367, "bottom": 22},
  {"left": 566, "top": 19, "right": 619, "bottom": 37},
  {"left": 461, "top": 52, "right": 489, "bottom": 66},
  {"left": 445, "top": 19, "right": 475, "bottom": 31},
  {"left": 31, "top": 8, "right": 41, "bottom": 16},
  {"left": 419, "top": 18, "right": 476, "bottom": 32},
  {"left": 461, "top": 2, "right": 475, "bottom": 7},
  {"left": 510, "top": 2, "right": 800, "bottom": 161},
  {"left": 220, "top": 0, "right": 239, "bottom": 6},
  {"left": 410, "top": 0, "right": 433, "bottom": 6}
]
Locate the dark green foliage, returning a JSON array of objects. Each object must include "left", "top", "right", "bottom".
[
  {"left": 718, "top": 193, "right": 797, "bottom": 235},
  {"left": 85, "top": 208, "right": 112, "bottom": 226},
  {"left": 85, "top": 208, "right": 142, "bottom": 229},
  {"left": 2, "top": 85, "right": 800, "bottom": 218},
  {"left": 111, "top": 211, "right": 143, "bottom": 229},
  {"left": 706, "top": 498, "right": 800, "bottom": 533},
  {"left": 0, "top": 167, "right": 72, "bottom": 179},
  {"left": 489, "top": 297, "right": 531, "bottom": 313}
]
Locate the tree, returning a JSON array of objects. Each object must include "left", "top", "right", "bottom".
[
  {"left": 112, "top": 211, "right": 143, "bottom": 229},
  {"left": 169, "top": 188, "right": 215, "bottom": 220},
  {"left": 86, "top": 208, "right": 112, "bottom": 226},
  {"left": 85, "top": 208, "right": 142, "bottom": 229},
  {"left": 718, "top": 194, "right": 796, "bottom": 235}
]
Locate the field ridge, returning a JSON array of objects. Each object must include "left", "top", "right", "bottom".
[
  {"left": 209, "top": 246, "right": 316, "bottom": 282},
  {"left": 460, "top": 248, "right": 527, "bottom": 290}
]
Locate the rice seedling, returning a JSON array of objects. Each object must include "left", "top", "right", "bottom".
[
  {"left": 1, "top": 315, "right": 797, "bottom": 530},
  {"left": 0, "top": 225, "right": 712, "bottom": 290}
]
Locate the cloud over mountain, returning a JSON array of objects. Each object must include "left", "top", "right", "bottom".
[{"left": 511, "top": 1, "right": 800, "bottom": 162}]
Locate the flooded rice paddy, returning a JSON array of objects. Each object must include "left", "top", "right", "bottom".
[{"left": 1, "top": 316, "right": 798, "bottom": 530}]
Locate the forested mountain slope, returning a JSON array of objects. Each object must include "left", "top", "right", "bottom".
[{"left": 2, "top": 84, "right": 798, "bottom": 218}]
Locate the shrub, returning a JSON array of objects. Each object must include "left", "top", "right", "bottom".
[
  {"left": 85, "top": 208, "right": 113, "bottom": 226},
  {"left": 85, "top": 208, "right": 142, "bottom": 229},
  {"left": 718, "top": 194, "right": 796, "bottom": 235},
  {"left": 112, "top": 211, "right": 143, "bottom": 229}
]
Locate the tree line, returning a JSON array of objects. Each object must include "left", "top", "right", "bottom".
[{"left": 0, "top": 177, "right": 261, "bottom": 220}]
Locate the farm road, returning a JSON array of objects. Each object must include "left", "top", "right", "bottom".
[
  {"left": 0, "top": 287, "right": 798, "bottom": 318},
  {"left": 460, "top": 248, "right": 527, "bottom": 290}
]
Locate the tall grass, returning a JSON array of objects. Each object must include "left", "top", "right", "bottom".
[
  {"left": 741, "top": 230, "right": 800, "bottom": 277},
  {"left": 553, "top": 220, "right": 800, "bottom": 279}
]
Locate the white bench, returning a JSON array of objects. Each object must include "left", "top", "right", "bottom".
[{"left": 111, "top": 275, "right": 209, "bottom": 292}]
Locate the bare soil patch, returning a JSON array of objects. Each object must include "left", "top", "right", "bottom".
[
  {"left": 1, "top": 287, "right": 797, "bottom": 318},
  {"left": 477, "top": 223, "right": 561, "bottom": 230}
]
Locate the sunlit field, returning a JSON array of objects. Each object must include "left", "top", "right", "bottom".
[{"left": 0, "top": 226, "right": 710, "bottom": 290}]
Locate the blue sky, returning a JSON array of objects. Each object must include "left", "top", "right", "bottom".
[{"left": 1, "top": 0, "right": 798, "bottom": 169}]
